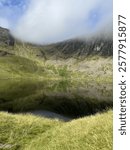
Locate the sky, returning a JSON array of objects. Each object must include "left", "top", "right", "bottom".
[{"left": 0, "top": 0, "right": 113, "bottom": 44}]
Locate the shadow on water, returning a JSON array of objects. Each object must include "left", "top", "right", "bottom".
[{"left": 0, "top": 79, "right": 113, "bottom": 119}]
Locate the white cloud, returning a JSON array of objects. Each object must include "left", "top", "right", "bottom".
[{"left": 11, "top": 0, "right": 113, "bottom": 44}]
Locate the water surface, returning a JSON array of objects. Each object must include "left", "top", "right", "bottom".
[{"left": 0, "top": 79, "right": 113, "bottom": 118}]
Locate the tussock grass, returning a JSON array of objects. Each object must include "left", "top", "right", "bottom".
[
  {"left": 0, "top": 112, "right": 62, "bottom": 150},
  {"left": 0, "top": 110, "right": 112, "bottom": 150},
  {"left": 27, "top": 110, "right": 112, "bottom": 150}
]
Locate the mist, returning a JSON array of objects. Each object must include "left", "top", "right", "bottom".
[{"left": 11, "top": 0, "right": 113, "bottom": 44}]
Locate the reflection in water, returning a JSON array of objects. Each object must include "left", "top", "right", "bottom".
[{"left": 0, "top": 79, "right": 112, "bottom": 118}]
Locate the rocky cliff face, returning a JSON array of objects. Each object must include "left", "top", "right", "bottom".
[
  {"left": 0, "top": 27, "right": 14, "bottom": 46},
  {"left": 42, "top": 38, "right": 113, "bottom": 58}
]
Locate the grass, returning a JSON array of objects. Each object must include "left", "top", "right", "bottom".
[
  {"left": 0, "top": 55, "right": 74, "bottom": 79},
  {"left": 0, "top": 56, "right": 40, "bottom": 78},
  {"left": 0, "top": 110, "right": 112, "bottom": 150},
  {"left": 0, "top": 112, "right": 62, "bottom": 150}
]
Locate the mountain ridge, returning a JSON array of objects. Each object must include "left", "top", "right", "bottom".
[{"left": 0, "top": 26, "right": 113, "bottom": 59}]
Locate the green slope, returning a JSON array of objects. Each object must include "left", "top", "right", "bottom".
[{"left": 0, "top": 110, "right": 112, "bottom": 150}]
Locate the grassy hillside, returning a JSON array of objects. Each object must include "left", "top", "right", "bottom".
[
  {"left": 0, "top": 47, "right": 112, "bottom": 82},
  {"left": 0, "top": 110, "right": 112, "bottom": 150}
]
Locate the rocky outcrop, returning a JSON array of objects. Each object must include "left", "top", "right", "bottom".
[{"left": 0, "top": 27, "right": 15, "bottom": 46}]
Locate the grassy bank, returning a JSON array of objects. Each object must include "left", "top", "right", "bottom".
[{"left": 0, "top": 110, "right": 112, "bottom": 150}]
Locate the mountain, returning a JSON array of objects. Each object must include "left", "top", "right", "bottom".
[
  {"left": 0, "top": 27, "right": 113, "bottom": 59},
  {"left": 42, "top": 38, "right": 113, "bottom": 59}
]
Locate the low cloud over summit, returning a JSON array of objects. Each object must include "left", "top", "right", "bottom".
[{"left": 0, "top": 0, "right": 113, "bottom": 44}]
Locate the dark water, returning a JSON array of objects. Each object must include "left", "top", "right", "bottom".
[{"left": 0, "top": 79, "right": 113, "bottom": 118}]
